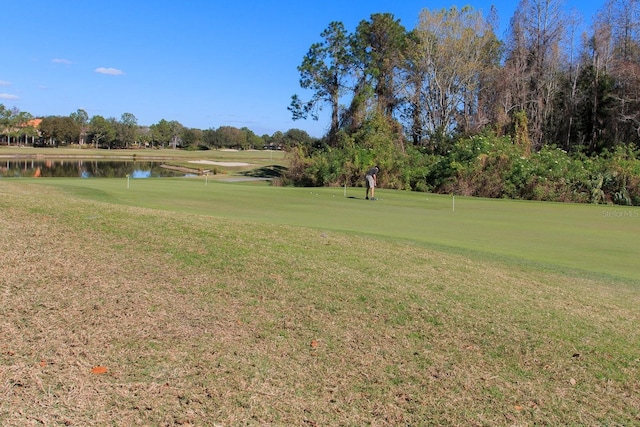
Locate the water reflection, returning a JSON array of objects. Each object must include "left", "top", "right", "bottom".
[
  {"left": 131, "top": 170, "right": 152, "bottom": 179},
  {"left": 0, "top": 159, "right": 185, "bottom": 178}
]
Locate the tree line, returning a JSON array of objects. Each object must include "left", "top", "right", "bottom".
[
  {"left": 284, "top": 0, "right": 640, "bottom": 204},
  {"left": 0, "top": 105, "right": 316, "bottom": 150},
  {"left": 291, "top": 0, "right": 640, "bottom": 153}
]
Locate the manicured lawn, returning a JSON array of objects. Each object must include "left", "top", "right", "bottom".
[{"left": 33, "top": 177, "right": 640, "bottom": 282}]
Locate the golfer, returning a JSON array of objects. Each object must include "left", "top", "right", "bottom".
[{"left": 365, "top": 165, "right": 379, "bottom": 200}]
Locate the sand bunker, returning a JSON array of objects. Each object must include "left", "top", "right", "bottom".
[{"left": 189, "top": 160, "right": 251, "bottom": 167}]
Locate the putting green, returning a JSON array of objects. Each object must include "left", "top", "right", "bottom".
[{"left": 29, "top": 177, "right": 640, "bottom": 282}]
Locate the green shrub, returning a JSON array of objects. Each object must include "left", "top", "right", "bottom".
[{"left": 282, "top": 125, "right": 640, "bottom": 205}]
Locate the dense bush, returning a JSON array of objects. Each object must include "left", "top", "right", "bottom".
[{"left": 283, "top": 128, "right": 640, "bottom": 205}]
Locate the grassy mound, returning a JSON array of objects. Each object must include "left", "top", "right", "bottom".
[{"left": 1, "top": 181, "right": 638, "bottom": 425}]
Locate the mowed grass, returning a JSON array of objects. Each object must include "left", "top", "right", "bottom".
[
  {"left": 32, "top": 176, "right": 640, "bottom": 282},
  {"left": 1, "top": 179, "right": 639, "bottom": 426}
]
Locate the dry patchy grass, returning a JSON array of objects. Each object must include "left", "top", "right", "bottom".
[{"left": 1, "top": 182, "right": 639, "bottom": 426}]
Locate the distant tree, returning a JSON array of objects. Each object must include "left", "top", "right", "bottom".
[
  {"left": 264, "top": 130, "right": 284, "bottom": 150},
  {"left": 215, "top": 126, "right": 247, "bottom": 148},
  {"left": 503, "top": 0, "right": 568, "bottom": 149},
  {"left": 168, "top": 120, "right": 183, "bottom": 149},
  {"left": 150, "top": 119, "right": 172, "bottom": 148},
  {"left": 556, "top": 0, "right": 640, "bottom": 153},
  {"left": 240, "top": 127, "right": 264, "bottom": 149},
  {"left": 0, "top": 104, "right": 9, "bottom": 132},
  {"left": 106, "top": 117, "right": 120, "bottom": 148},
  {"left": 261, "top": 133, "right": 272, "bottom": 147},
  {"left": 282, "top": 128, "right": 313, "bottom": 149},
  {"left": 39, "top": 116, "right": 80, "bottom": 146},
  {"left": 70, "top": 109, "right": 89, "bottom": 144},
  {"left": 409, "top": 6, "right": 501, "bottom": 143},
  {"left": 202, "top": 128, "right": 217, "bottom": 149},
  {"left": 137, "top": 126, "right": 152, "bottom": 148},
  {"left": 0, "top": 104, "right": 15, "bottom": 143},
  {"left": 20, "top": 114, "right": 39, "bottom": 145},
  {"left": 119, "top": 112, "right": 138, "bottom": 148},
  {"left": 290, "top": 21, "right": 352, "bottom": 145},
  {"left": 10, "top": 110, "right": 35, "bottom": 145},
  {"left": 0, "top": 105, "right": 34, "bottom": 145},
  {"left": 88, "top": 115, "right": 115, "bottom": 148},
  {"left": 603, "top": 0, "right": 640, "bottom": 146},
  {"left": 584, "top": 6, "right": 617, "bottom": 150},
  {"left": 181, "top": 128, "right": 203, "bottom": 149},
  {"left": 351, "top": 13, "right": 409, "bottom": 120},
  {"left": 402, "top": 30, "right": 427, "bottom": 145},
  {"left": 576, "top": 64, "right": 617, "bottom": 152}
]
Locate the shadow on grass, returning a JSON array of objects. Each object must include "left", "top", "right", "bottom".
[{"left": 241, "top": 165, "right": 288, "bottom": 179}]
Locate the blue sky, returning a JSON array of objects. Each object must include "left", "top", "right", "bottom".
[{"left": 1, "top": 0, "right": 600, "bottom": 138}]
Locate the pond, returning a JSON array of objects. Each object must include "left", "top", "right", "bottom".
[{"left": 0, "top": 159, "right": 190, "bottom": 178}]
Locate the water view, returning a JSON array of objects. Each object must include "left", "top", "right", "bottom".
[{"left": 0, "top": 159, "right": 188, "bottom": 178}]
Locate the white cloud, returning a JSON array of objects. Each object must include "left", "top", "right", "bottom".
[
  {"left": 0, "top": 80, "right": 10, "bottom": 86},
  {"left": 0, "top": 93, "right": 19, "bottom": 100},
  {"left": 52, "top": 58, "right": 72, "bottom": 64},
  {"left": 95, "top": 67, "right": 124, "bottom": 75}
]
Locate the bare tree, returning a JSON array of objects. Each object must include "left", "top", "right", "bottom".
[
  {"left": 577, "top": 0, "right": 640, "bottom": 149},
  {"left": 503, "top": 0, "right": 568, "bottom": 149},
  {"left": 409, "top": 6, "right": 500, "bottom": 144},
  {"left": 607, "top": 0, "right": 640, "bottom": 143}
]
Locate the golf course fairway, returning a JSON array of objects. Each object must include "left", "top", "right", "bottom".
[{"left": 1, "top": 178, "right": 638, "bottom": 426}]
